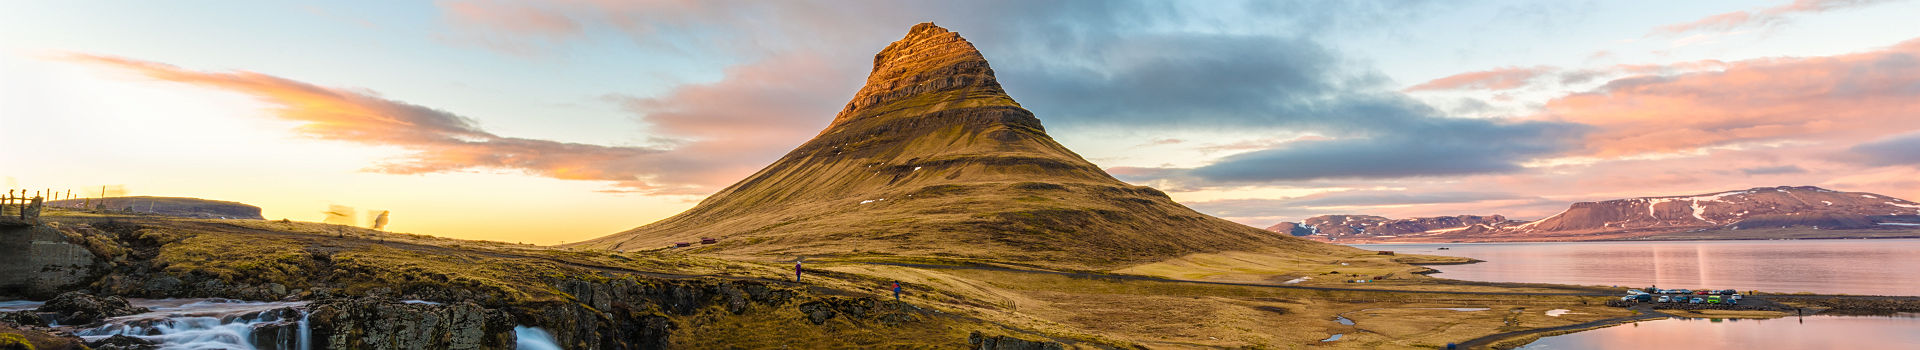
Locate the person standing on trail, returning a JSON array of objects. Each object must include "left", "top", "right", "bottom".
[
  {"left": 795, "top": 261, "right": 803, "bottom": 283},
  {"left": 892, "top": 281, "right": 902, "bottom": 302}
]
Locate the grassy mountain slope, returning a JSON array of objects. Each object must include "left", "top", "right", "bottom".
[{"left": 571, "top": 23, "right": 1356, "bottom": 269}]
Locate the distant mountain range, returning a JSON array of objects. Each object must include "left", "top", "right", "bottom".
[
  {"left": 47, "top": 196, "right": 264, "bottom": 220},
  {"left": 1266, "top": 186, "right": 1920, "bottom": 242}
]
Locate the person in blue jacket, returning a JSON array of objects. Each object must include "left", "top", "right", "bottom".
[{"left": 892, "top": 281, "right": 903, "bottom": 301}]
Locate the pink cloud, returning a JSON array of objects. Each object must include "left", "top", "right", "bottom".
[
  {"left": 604, "top": 53, "right": 860, "bottom": 193},
  {"left": 1542, "top": 37, "right": 1920, "bottom": 157},
  {"left": 1653, "top": 0, "right": 1895, "bottom": 36},
  {"left": 1404, "top": 66, "right": 1555, "bottom": 92}
]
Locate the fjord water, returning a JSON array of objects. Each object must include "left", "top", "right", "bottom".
[
  {"left": 1517, "top": 314, "right": 1920, "bottom": 349},
  {"left": 1353, "top": 239, "right": 1920, "bottom": 295}
]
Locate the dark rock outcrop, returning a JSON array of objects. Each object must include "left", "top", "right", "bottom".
[
  {"left": 528, "top": 278, "right": 801, "bottom": 350},
  {"left": 87, "top": 334, "right": 158, "bottom": 350},
  {"left": 968, "top": 331, "right": 1066, "bottom": 350},
  {"left": 306, "top": 298, "right": 514, "bottom": 350},
  {"left": 0, "top": 224, "right": 106, "bottom": 298},
  {"left": 36, "top": 292, "right": 147, "bottom": 325}
]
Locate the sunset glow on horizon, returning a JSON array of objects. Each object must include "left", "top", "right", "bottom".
[{"left": 6, "top": 1, "right": 1920, "bottom": 243}]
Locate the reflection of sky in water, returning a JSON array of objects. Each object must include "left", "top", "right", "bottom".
[
  {"left": 1353, "top": 239, "right": 1920, "bottom": 295},
  {"left": 1519, "top": 315, "right": 1920, "bottom": 350}
]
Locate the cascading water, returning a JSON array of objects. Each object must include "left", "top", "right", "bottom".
[
  {"left": 514, "top": 326, "right": 563, "bottom": 350},
  {"left": 68, "top": 299, "right": 310, "bottom": 350},
  {"left": 296, "top": 310, "right": 312, "bottom": 350},
  {"left": 20, "top": 298, "right": 560, "bottom": 350}
]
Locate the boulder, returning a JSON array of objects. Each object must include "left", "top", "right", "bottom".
[
  {"left": 968, "top": 331, "right": 1066, "bottom": 350},
  {"left": 36, "top": 291, "right": 147, "bottom": 325},
  {"left": 87, "top": 334, "right": 158, "bottom": 350}
]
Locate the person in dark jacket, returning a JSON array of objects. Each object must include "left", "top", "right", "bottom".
[{"left": 892, "top": 281, "right": 902, "bottom": 301}]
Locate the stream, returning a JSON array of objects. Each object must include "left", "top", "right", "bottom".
[{"left": 4, "top": 298, "right": 564, "bottom": 350}]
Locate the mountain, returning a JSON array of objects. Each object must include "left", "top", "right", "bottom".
[
  {"left": 47, "top": 196, "right": 263, "bottom": 220},
  {"left": 1266, "top": 214, "right": 1515, "bottom": 241},
  {"left": 1270, "top": 186, "right": 1920, "bottom": 242},
  {"left": 571, "top": 23, "right": 1343, "bottom": 268},
  {"left": 1508, "top": 186, "right": 1920, "bottom": 233}
]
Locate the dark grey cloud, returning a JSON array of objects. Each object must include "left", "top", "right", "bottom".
[
  {"left": 1188, "top": 118, "right": 1584, "bottom": 182},
  {"left": 1739, "top": 165, "right": 1809, "bottom": 175},
  {"left": 1850, "top": 132, "right": 1920, "bottom": 166}
]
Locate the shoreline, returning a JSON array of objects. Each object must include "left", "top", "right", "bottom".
[{"left": 1330, "top": 234, "right": 1920, "bottom": 245}]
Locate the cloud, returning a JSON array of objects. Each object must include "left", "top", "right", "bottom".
[
  {"left": 992, "top": 33, "right": 1588, "bottom": 182},
  {"left": 1739, "top": 165, "right": 1809, "bottom": 175},
  {"left": 435, "top": 1, "right": 1578, "bottom": 184},
  {"left": 1849, "top": 131, "right": 1920, "bottom": 166},
  {"left": 1404, "top": 66, "right": 1555, "bottom": 92},
  {"left": 602, "top": 53, "right": 858, "bottom": 192},
  {"left": 1653, "top": 0, "right": 1896, "bottom": 36},
  {"left": 61, "top": 53, "right": 720, "bottom": 193},
  {"left": 1543, "top": 37, "right": 1920, "bottom": 157}
]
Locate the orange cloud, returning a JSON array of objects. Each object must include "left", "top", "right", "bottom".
[
  {"left": 1543, "top": 37, "right": 1920, "bottom": 157},
  {"left": 1404, "top": 66, "right": 1555, "bottom": 92},
  {"left": 62, "top": 54, "right": 692, "bottom": 192},
  {"left": 1653, "top": 0, "right": 1895, "bottom": 36}
]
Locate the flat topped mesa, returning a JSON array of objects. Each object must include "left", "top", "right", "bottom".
[{"left": 829, "top": 22, "right": 1010, "bottom": 128}]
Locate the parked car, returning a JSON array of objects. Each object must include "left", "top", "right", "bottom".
[
  {"left": 1707, "top": 296, "right": 1722, "bottom": 304},
  {"left": 1621, "top": 295, "right": 1637, "bottom": 302},
  {"left": 1695, "top": 290, "right": 1710, "bottom": 295},
  {"left": 1658, "top": 296, "right": 1672, "bottom": 303},
  {"left": 1636, "top": 294, "right": 1654, "bottom": 302},
  {"left": 1719, "top": 289, "right": 1738, "bottom": 295},
  {"left": 1690, "top": 297, "right": 1705, "bottom": 304},
  {"left": 1727, "top": 298, "right": 1739, "bottom": 305},
  {"left": 1672, "top": 289, "right": 1692, "bottom": 295}
]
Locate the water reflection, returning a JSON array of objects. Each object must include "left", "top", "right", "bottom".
[
  {"left": 1353, "top": 239, "right": 1920, "bottom": 295},
  {"left": 1518, "top": 315, "right": 1920, "bottom": 349}
]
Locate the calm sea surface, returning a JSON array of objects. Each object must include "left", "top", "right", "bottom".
[
  {"left": 1353, "top": 239, "right": 1920, "bottom": 349},
  {"left": 1351, "top": 239, "right": 1920, "bottom": 295},
  {"left": 1517, "top": 314, "right": 1920, "bottom": 350}
]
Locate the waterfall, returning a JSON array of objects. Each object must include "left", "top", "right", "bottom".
[
  {"left": 297, "top": 309, "right": 312, "bottom": 350},
  {"left": 514, "top": 326, "right": 563, "bottom": 350},
  {"left": 68, "top": 298, "right": 309, "bottom": 350}
]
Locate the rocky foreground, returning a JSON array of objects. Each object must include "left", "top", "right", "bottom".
[{"left": 0, "top": 213, "right": 1052, "bottom": 349}]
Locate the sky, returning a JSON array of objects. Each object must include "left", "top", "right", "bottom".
[{"left": 4, "top": 0, "right": 1919, "bottom": 243}]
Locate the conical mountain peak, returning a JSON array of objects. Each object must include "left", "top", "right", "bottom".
[
  {"left": 830, "top": 22, "right": 1012, "bottom": 129},
  {"left": 572, "top": 24, "right": 1338, "bottom": 269}
]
